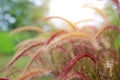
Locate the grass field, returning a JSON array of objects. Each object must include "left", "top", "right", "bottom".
[
  {"left": 0, "top": 54, "right": 51, "bottom": 80},
  {"left": 0, "top": 54, "right": 29, "bottom": 78}
]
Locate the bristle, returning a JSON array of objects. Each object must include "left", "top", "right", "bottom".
[
  {"left": 10, "top": 26, "right": 44, "bottom": 35},
  {"left": 83, "top": 4, "right": 109, "bottom": 25},
  {"left": 21, "top": 49, "right": 46, "bottom": 74},
  {"left": 5, "top": 10, "right": 120, "bottom": 79},
  {"left": 0, "top": 78, "right": 9, "bottom": 80},
  {"left": 57, "top": 52, "right": 96, "bottom": 80},
  {"left": 63, "top": 72, "right": 88, "bottom": 80},
  {"left": 46, "top": 30, "right": 68, "bottom": 44},
  {"left": 17, "top": 69, "right": 51, "bottom": 80},
  {"left": 7, "top": 42, "right": 45, "bottom": 68},
  {"left": 41, "top": 16, "right": 78, "bottom": 31},
  {"left": 75, "top": 19, "right": 94, "bottom": 25},
  {"left": 47, "top": 32, "right": 94, "bottom": 49},
  {"left": 15, "top": 38, "right": 41, "bottom": 50},
  {"left": 96, "top": 26, "right": 120, "bottom": 39}
]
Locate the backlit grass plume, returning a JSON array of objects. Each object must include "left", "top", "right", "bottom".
[{"left": 2, "top": 3, "right": 120, "bottom": 80}]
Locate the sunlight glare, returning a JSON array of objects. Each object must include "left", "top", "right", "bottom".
[{"left": 48, "top": 0, "right": 108, "bottom": 28}]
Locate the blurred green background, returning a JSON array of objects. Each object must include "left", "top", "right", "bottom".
[{"left": 0, "top": 0, "right": 49, "bottom": 55}]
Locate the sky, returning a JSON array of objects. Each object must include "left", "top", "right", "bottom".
[{"left": 48, "top": 0, "right": 108, "bottom": 28}]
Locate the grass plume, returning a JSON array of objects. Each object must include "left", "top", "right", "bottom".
[{"left": 3, "top": 2, "right": 120, "bottom": 80}]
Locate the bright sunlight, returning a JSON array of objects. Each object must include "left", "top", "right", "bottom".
[{"left": 49, "top": 0, "right": 108, "bottom": 28}]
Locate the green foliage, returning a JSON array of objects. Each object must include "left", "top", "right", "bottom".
[
  {"left": 104, "top": 0, "right": 120, "bottom": 27},
  {"left": 114, "top": 35, "right": 120, "bottom": 50},
  {"left": 0, "top": 32, "right": 15, "bottom": 55},
  {"left": 0, "top": 0, "right": 49, "bottom": 30}
]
